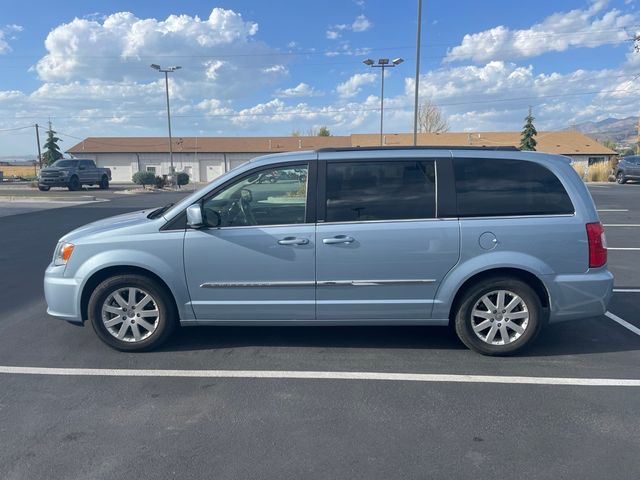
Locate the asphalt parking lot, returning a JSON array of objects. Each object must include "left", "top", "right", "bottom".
[{"left": 0, "top": 183, "right": 638, "bottom": 479}]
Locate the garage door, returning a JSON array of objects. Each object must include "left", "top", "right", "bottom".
[{"left": 106, "top": 165, "right": 133, "bottom": 182}]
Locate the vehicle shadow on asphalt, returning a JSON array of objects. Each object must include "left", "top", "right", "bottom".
[{"left": 160, "top": 317, "right": 640, "bottom": 357}]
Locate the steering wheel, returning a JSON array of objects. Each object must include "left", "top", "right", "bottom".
[{"left": 226, "top": 188, "right": 256, "bottom": 226}]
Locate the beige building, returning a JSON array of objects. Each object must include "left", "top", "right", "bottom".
[{"left": 67, "top": 131, "right": 615, "bottom": 183}]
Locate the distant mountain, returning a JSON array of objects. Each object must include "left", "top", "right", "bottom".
[
  {"left": 565, "top": 116, "right": 638, "bottom": 146},
  {"left": 0, "top": 155, "right": 37, "bottom": 163}
]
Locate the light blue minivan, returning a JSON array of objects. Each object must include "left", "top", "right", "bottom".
[{"left": 44, "top": 147, "right": 613, "bottom": 355}]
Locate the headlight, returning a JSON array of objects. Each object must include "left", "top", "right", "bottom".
[
  {"left": 59, "top": 170, "right": 70, "bottom": 177},
  {"left": 54, "top": 242, "right": 75, "bottom": 266}
]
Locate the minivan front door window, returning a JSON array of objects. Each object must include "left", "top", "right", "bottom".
[{"left": 202, "top": 165, "right": 308, "bottom": 227}]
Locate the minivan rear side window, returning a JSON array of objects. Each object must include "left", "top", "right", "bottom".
[
  {"left": 325, "top": 160, "right": 436, "bottom": 222},
  {"left": 454, "top": 158, "right": 574, "bottom": 217}
]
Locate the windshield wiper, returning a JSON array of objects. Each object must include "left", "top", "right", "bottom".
[{"left": 147, "top": 203, "right": 174, "bottom": 219}]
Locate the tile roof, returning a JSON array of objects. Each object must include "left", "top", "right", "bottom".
[
  {"left": 66, "top": 136, "right": 351, "bottom": 154},
  {"left": 352, "top": 131, "right": 616, "bottom": 155},
  {"left": 67, "top": 131, "right": 616, "bottom": 156}
]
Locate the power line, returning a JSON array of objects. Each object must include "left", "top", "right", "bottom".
[
  {"left": 1, "top": 26, "right": 637, "bottom": 65},
  {"left": 0, "top": 125, "right": 34, "bottom": 133},
  {"left": 6, "top": 84, "right": 639, "bottom": 124}
]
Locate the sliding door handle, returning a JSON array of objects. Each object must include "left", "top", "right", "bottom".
[{"left": 323, "top": 235, "right": 355, "bottom": 245}]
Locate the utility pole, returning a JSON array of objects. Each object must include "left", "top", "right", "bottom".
[
  {"left": 34, "top": 124, "right": 42, "bottom": 169},
  {"left": 413, "top": 0, "right": 423, "bottom": 146},
  {"left": 637, "top": 115, "right": 639, "bottom": 155}
]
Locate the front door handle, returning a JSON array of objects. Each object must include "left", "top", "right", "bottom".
[
  {"left": 323, "top": 235, "right": 355, "bottom": 245},
  {"left": 278, "top": 237, "right": 309, "bottom": 246}
]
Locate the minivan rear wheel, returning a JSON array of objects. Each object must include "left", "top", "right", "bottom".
[
  {"left": 453, "top": 277, "right": 543, "bottom": 356},
  {"left": 88, "top": 274, "right": 177, "bottom": 352}
]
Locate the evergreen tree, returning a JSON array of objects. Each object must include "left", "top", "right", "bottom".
[
  {"left": 520, "top": 107, "right": 537, "bottom": 151},
  {"left": 42, "top": 123, "right": 63, "bottom": 166}
]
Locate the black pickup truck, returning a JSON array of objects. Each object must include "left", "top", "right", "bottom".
[{"left": 38, "top": 159, "right": 112, "bottom": 191}]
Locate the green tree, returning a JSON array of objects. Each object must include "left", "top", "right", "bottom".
[
  {"left": 41, "top": 124, "right": 63, "bottom": 166},
  {"left": 602, "top": 139, "right": 617, "bottom": 151},
  {"left": 519, "top": 107, "right": 537, "bottom": 151},
  {"left": 318, "top": 126, "right": 331, "bottom": 136}
]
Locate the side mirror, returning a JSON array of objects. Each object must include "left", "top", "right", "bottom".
[{"left": 186, "top": 204, "right": 204, "bottom": 228}]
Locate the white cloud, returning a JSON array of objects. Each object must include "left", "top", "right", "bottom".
[
  {"left": 275, "top": 83, "right": 323, "bottom": 98},
  {"left": 326, "top": 15, "right": 372, "bottom": 40},
  {"left": 336, "top": 72, "right": 377, "bottom": 98},
  {"left": 351, "top": 15, "right": 372, "bottom": 32},
  {"left": 34, "top": 9, "right": 283, "bottom": 87},
  {"left": 0, "top": 24, "right": 23, "bottom": 54},
  {"left": 446, "top": 1, "right": 636, "bottom": 62}
]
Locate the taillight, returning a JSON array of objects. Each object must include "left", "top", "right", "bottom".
[{"left": 586, "top": 222, "right": 607, "bottom": 268}]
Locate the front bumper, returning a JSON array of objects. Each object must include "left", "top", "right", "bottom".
[
  {"left": 39, "top": 179, "right": 70, "bottom": 187},
  {"left": 545, "top": 269, "right": 614, "bottom": 323},
  {"left": 44, "top": 264, "right": 83, "bottom": 324}
]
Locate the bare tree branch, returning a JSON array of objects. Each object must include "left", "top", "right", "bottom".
[{"left": 418, "top": 99, "right": 449, "bottom": 133}]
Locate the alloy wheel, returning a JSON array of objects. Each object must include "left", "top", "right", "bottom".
[
  {"left": 101, "top": 287, "right": 160, "bottom": 342},
  {"left": 470, "top": 289, "right": 529, "bottom": 345}
]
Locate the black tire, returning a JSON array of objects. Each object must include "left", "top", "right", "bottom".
[
  {"left": 616, "top": 172, "right": 627, "bottom": 184},
  {"left": 453, "top": 276, "right": 543, "bottom": 356},
  {"left": 99, "top": 175, "right": 109, "bottom": 190},
  {"left": 88, "top": 274, "right": 178, "bottom": 352},
  {"left": 38, "top": 186, "right": 50, "bottom": 191},
  {"left": 68, "top": 176, "right": 81, "bottom": 191}
]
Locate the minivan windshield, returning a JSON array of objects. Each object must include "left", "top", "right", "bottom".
[{"left": 51, "top": 160, "right": 79, "bottom": 168}]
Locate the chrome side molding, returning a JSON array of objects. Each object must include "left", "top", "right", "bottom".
[
  {"left": 318, "top": 279, "right": 436, "bottom": 286},
  {"left": 201, "top": 279, "right": 436, "bottom": 288},
  {"left": 200, "top": 281, "right": 315, "bottom": 288}
]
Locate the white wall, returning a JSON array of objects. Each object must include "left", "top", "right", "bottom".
[{"left": 90, "top": 152, "right": 266, "bottom": 183}]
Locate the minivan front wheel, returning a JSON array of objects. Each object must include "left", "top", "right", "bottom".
[
  {"left": 616, "top": 172, "right": 627, "bottom": 184},
  {"left": 88, "top": 274, "right": 177, "bottom": 351},
  {"left": 454, "top": 277, "right": 543, "bottom": 356}
]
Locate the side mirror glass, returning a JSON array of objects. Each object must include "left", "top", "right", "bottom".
[{"left": 186, "top": 204, "right": 204, "bottom": 228}]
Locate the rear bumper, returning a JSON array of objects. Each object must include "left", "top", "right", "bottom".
[
  {"left": 44, "top": 264, "right": 83, "bottom": 324},
  {"left": 545, "top": 269, "right": 614, "bottom": 323}
]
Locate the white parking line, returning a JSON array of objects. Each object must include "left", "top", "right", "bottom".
[
  {"left": 605, "top": 312, "right": 640, "bottom": 336},
  {"left": 0, "top": 366, "right": 638, "bottom": 386},
  {"left": 603, "top": 224, "right": 640, "bottom": 227},
  {"left": 598, "top": 209, "right": 629, "bottom": 212},
  {"left": 613, "top": 289, "right": 640, "bottom": 293},
  {"left": 609, "top": 248, "right": 640, "bottom": 251}
]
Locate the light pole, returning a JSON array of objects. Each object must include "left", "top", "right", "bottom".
[
  {"left": 363, "top": 58, "right": 403, "bottom": 146},
  {"left": 150, "top": 64, "right": 181, "bottom": 176}
]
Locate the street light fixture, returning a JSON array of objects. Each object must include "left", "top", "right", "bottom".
[
  {"left": 150, "top": 64, "right": 182, "bottom": 177},
  {"left": 363, "top": 57, "right": 404, "bottom": 145}
]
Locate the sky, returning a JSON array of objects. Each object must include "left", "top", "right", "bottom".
[{"left": 0, "top": 0, "right": 638, "bottom": 156}]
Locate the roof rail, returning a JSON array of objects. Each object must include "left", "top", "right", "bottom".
[{"left": 316, "top": 145, "right": 521, "bottom": 153}]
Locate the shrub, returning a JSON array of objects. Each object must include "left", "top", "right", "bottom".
[
  {"left": 572, "top": 161, "right": 613, "bottom": 182},
  {"left": 176, "top": 172, "right": 190, "bottom": 186},
  {"left": 155, "top": 175, "right": 166, "bottom": 189},
  {"left": 132, "top": 171, "right": 156, "bottom": 188}
]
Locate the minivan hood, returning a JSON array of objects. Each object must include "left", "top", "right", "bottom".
[{"left": 60, "top": 209, "right": 154, "bottom": 243}]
